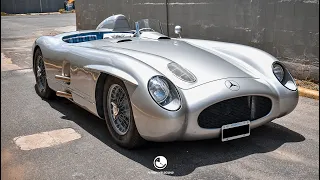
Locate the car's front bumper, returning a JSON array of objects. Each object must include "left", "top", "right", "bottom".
[{"left": 130, "top": 78, "right": 299, "bottom": 142}]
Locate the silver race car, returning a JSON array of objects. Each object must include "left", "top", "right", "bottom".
[{"left": 32, "top": 14, "right": 298, "bottom": 148}]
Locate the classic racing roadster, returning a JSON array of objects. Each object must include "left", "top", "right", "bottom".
[{"left": 32, "top": 14, "right": 298, "bottom": 148}]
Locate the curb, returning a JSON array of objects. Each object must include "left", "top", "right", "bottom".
[
  {"left": 298, "top": 87, "right": 319, "bottom": 100},
  {"left": 8, "top": 12, "right": 61, "bottom": 16},
  {"left": 30, "top": 12, "right": 61, "bottom": 15}
]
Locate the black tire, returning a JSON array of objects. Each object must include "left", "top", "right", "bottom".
[
  {"left": 103, "top": 77, "right": 145, "bottom": 149},
  {"left": 34, "top": 48, "right": 56, "bottom": 99}
]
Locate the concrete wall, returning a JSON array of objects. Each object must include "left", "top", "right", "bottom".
[
  {"left": 76, "top": 0, "right": 319, "bottom": 82},
  {"left": 1, "top": 0, "right": 65, "bottom": 14}
]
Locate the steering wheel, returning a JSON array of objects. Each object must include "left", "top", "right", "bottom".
[{"left": 138, "top": 28, "right": 155, "bottom": 34}]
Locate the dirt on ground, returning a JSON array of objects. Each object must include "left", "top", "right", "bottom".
[{"left": 295, "top": 79, "right": 319, "bottom": 91}]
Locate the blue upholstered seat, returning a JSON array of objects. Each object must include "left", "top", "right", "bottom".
[
  {"left": 64, "top": 35, "right": 98, "bottom": 43},
  {"left": 62, "top": 31, "right": 134, "bottom": 43}
]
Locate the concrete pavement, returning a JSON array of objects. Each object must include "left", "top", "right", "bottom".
[
  {"left": 1, "top": 69, "right": 319, "bottom": 180},
  {"left": 1, "top": 13, "right": 75, "bottom": 70}
]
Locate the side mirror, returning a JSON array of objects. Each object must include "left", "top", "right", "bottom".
[{"left": 174, "top": 25, "right": 182, "bottom": 38}]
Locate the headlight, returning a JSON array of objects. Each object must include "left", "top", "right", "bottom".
[
  {"left": 148, "top": 76, "right": 170, "bottom": 103},
  {"left": 148, "top": 76, "right": 181, "bottom": 111},
  {"left": 272, "top": 62, "right": 297, "bottom": 91},
  {"left": 273, "top": 63, "right": 285, "bottom": 82}
]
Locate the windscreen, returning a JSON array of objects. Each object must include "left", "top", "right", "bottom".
[
  {"left": 135, "top": 19, "right": 163, "bottom": 34},
  {"left": 96, "top": 15, "right": 131, "bottom": 32}
]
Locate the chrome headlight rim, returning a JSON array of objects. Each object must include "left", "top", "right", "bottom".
[
  {"left": 272, "top": 62, "right": 297, "bottom": 91},
  {"left": 148, "top": 76, "right": 181, "bottom": 111}
]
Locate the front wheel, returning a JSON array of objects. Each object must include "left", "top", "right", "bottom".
[
  {"left": 103, "top": 77, "right": 144, "bottom": 149},
  {"left": 34, "top": 48, "right": 56, "bottom": 99}
]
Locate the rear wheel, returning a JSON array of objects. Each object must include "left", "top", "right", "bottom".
[
  {"left": 103, "top": 77, "right": 144, "bottom": 149},
  {"left": 34, "top": 48, "right": 55, "bottom": 99}
]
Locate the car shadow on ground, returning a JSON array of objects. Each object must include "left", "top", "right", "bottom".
[{"left": 46, "top": 96, "right": 305, "bottom": 176}]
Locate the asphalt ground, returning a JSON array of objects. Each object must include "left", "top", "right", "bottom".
[
  {"left": 1, "top": 13, "right": 76, "bottom": 69},
  {"left": 1, "top": 14, "right": 319, "bottom": 180}
]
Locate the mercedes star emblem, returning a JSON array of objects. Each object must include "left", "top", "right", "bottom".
[{"left": 225, "top": 80, "right": 240, "bottom": 91}]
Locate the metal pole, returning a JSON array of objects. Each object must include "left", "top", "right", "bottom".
[
  {"left": 39, "top": 0, "right": 43, "bottom": 12},
  {"left": 166, "top": 0, "right": 169, "bottom": 36}
]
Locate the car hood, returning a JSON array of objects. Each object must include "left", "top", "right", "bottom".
[{"left": 82, "top": 39, "right": 260, "bottom": 89}]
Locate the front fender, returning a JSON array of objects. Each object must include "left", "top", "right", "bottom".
[
  {"left": 180, "top": 38, "right": 279, "bottom": 81},
  {"left": 84, "top": 65, "right": 138, "bottom": 86}
]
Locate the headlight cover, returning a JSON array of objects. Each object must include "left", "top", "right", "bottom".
[
  {"left": 167, "top": 62, "right": 197, "bottom": 83},
  {"left": 148, "top": 76, "right": 181, "bottom": 111},
  {"left": 272, "top": 62, "right": 297, "bottom": 91},
  {"left": 273, "top": 63, "right": 285, "bottom": 82}
]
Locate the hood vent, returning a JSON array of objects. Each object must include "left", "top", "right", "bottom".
[
  {"left": 140, "top": 32, "right": 170, "bottom": 40},
  {"left": 116, "top": 39, "right": 132, "bottom": 43},
  {"left": 158, "top": 37, "right": 170, "bottom": 40},
  {"left": 167, "top": 62, "right": 197, "bottom": 83}
]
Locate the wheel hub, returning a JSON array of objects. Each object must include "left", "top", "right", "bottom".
[
  {"left": 111, "top": 102, "right": 119, "bottom": 118},
  {"left": 37, "top": 66, "right": 42, "bottom": 77}
]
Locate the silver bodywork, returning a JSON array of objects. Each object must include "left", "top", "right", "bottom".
[{"left": 32, "top": 15, "right": 299, "bottom": 142}]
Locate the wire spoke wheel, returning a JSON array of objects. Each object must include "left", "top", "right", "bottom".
[
  {"left": 36, "top": 55, "right": 47, "bottom": 92},
  {"left": 107, "top": 84, "right": 131, "bottom": 135}
]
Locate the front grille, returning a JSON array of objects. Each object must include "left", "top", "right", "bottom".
[{"left": 198, "top": 96, "right": 272, "bottom": 129}]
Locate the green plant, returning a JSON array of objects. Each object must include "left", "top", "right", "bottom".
[{"left": 58, "top": 9, "right": 65, "bottom": 13}]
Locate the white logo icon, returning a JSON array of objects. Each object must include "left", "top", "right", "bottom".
[{"left": 153, "top": 156, "right": 167, "bottom": 170}]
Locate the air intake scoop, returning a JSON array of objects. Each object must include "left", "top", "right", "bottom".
[
  {"left": 139, "top": 32, "right": 171, "bottom": 40},
  {"left": 108, "top": 38, "right": 133, "bottom": 43},
  {"left": 116, "top": 39, "right": 132, "bottom": 43}
]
